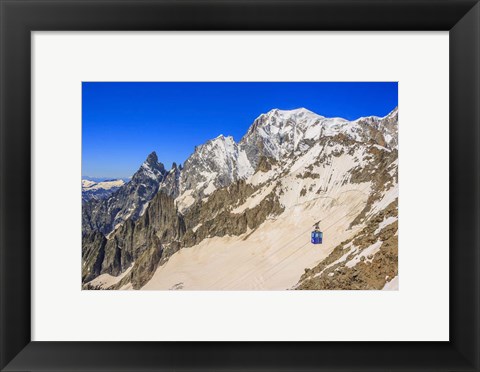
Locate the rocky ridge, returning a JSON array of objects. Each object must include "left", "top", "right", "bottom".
[
  {"left": 82, "top": 106, "right": 398, "bottom": 290},
  {"left": 82, "top": 152, "right": 168, "bottom": 236}
]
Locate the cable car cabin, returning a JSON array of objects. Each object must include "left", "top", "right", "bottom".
[{"left": 311, "top": 230, "right": 323, "bottom": 244}]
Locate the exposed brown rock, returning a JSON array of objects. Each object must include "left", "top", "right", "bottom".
[
  {"left": 296, "top": 199, "right": 398, "bottom": 290},
  {"left": 256, "top": 156, "right": 277, "bottom": 172}
]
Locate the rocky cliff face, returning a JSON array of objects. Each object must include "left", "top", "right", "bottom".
[
  {"left": 176, "top": 135, "right": 254, "bottom": 209},
  {"left": 82, "top": 152, "right": 167, "bottom": 236},
  {"left": 82, "top": 106, "right": 398, "bottom": 290},
  {"left": 83, "top": 190, "right": 186, "bottom": 289},
  {"left": 181, "top": 179, "right": 284, "bottom": 248},
  {"left": 82, "top": 231, "right": 107, "bottom": 283},
  {"left": 159, "top": 163, "right": 181, "bottom": 198}
]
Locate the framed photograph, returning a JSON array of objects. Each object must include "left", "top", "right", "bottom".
[
  {"left": 81, "top": 81, "right": 399, "bottom": 292},
  {"left": 1, "top": 0, "right": 479, "bottom": 371}
]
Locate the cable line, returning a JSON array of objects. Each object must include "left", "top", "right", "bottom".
[
  {"left": 261, "top": 197, "right": 368, "bottom": 283},
  {"left": 218, "top": 186, "right": 370, "bottom": 289}
]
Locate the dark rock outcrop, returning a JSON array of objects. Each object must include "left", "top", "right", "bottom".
[
  {"left": 82, "top": 231, "right": 107, "bottom": 283},
  {"left": 97, "top": 191, "right": 186, "bottom": 288},
  {"left": 82, "top": 151, "right": 167, "bottom": 236}
]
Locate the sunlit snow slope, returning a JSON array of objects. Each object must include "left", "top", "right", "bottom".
[{"left": 83, "top": 107, "right": 398, "bottom": 291}]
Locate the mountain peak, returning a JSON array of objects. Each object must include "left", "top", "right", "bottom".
[
  {"left": 267, "top": 107, "right": 319, "bottom": 117},
  {"left": 142, "top": 151, "right": 165, "bottom": 173},
  {"left": 281, "top": 107, "right": 313, "bottom": 114},
  {"left": 213, "top": 134, "right": 234, "bottom": 141},
  {"left": 145, "top": 151, "right": 158, "bottom": 165},
  {"left": 202, "top": 134, "right": 235, "bottom": 148}
]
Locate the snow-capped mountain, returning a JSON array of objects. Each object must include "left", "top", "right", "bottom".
[
  {"left": 176, "top": 135, "right": 254, "bottom": 210},
  {"left": 175, "top": 107, "right": 397, "bottom": 210},
  {"left": 240, "top": 107, "right": 397, "bottom": 163},
  {"left": 82, "top": 107, "right": 398, "bottom": 291},
  {"left": 82, "top": 179, "right": 125, "bottom": 202}
]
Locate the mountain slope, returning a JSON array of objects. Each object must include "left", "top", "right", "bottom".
[
  {"left": 176, "top": 135, "right": 254, "bottom": 211},
  {"left": 82, "top": 107, "right": 398, "bottom": 290}
]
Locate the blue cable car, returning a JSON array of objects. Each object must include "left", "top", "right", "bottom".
[{"left": 311, "top": 223, "right": 323, "bottom": 244}]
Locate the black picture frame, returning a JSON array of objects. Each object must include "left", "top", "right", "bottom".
[{"left": 1, "top": 0, "right": 479, "bottom": 371}]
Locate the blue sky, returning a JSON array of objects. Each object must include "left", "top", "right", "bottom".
[{"left": 82, "top": 82, "right": 397, "bottom": 179}]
